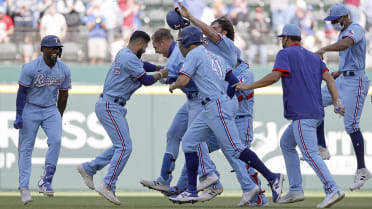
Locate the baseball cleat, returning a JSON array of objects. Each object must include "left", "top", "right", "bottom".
[
  {"left": 37, "top": 180, "right": 54, "bottom": 197},
  {"left": 161, "top": 186, "right": 181, "bottom": 197},
  {"left": 140, "top": 179, "right": 170, "bottom": 193},
  {"left": 350, "top": 168, "right": 372, "bottom": 191},
  {"left": 237, "top": 185, "right": 259, "bottom": 207},
  {"left": 77, "top": 164, "right": 95, "bottom": 190},
  {"left": 95, "top": 184, "right": 120, "bottom": 205},
  {"left": 197, "top": 172, "right": 218, "bottom": 191},
  {"left": 19, "top": 187, "right": 32, "bottom": 205},
  {"left": 278, "top": 190, "right": 305, "bottom": 204},
  {"left": 269, "top": 173, "right": 284, "bottom": 203},
  {"left": 245, "top": 193, "right": 269, "bottom": 207},
  {"left": 169, "top": 190, "right": 198, "bottom": 204},
  {"left": 198, "top": 186, "right": 223, "bottom": 202},
  {"left": 316, "top": 189, "right": 344, "bottom": 208}
]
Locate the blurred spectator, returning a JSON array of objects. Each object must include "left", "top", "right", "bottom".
[
  {"left": 101, "top": 0, "right": 122, "bottom": 44},
  {"left": 345, "top": 0, "right": 360, "bottom": 24},
  {"left": 270, "top": 0, "right": 288, "bottom": 34},
  {"left": 62, "top": 3, "right": 83, "bottom": 42},
  {"left": 0, "top": 6, "right": 14, "bottom": 43},
  {"left": 9, "top": 0, "right": 34, "bottom": 29},
  {"left": 247, "top": 7, "right": 270, "bottom": 67},
  {"left": 228, "top": 0, "right": 249, "bottom": 25},
  {"left": 40, "top": 4, "right": 67, "bottom": 40},
  {"left": 363, "top": 0, "right": 372, "bottom": 31},
  {"left": 110, "top": 33, "right": 124, "bottom": 62},
  {"left": 119, "top": 0, "right": 140, "bottom": 45},
  {"left": 22, "top": 34, "right": 36, "bottom": 63},
  {"left": 212, "top": 0, "right": 227, "bottom": 18},
  {"left": 86, "top": 4, "right": 107, "bottom": 64},
  {"left": 33, "top": 0, "right": 55, "bottom": 29},
  {"left": 57, "top": 0, "right": 85, "bottom": 15},
  {"left": 300, "top": 5, "right": 316, "bottom": 51}
]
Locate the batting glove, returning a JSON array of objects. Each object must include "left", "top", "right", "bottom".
[{"left": 14, "top": 116, "right": 23, "bottom": 129}]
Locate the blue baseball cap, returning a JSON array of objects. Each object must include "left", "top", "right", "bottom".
[
  {"left": 178, "top": 26, "right": 203, "bottom": 48},
  {"left": 324, "top": 4, "right": 348, "bottom": 21},
  {"left": 41, "top": 35, "right": 63, "bottom": 48},
  {"left": 277, "top": 24, "right": 301, "bottom": 37}
]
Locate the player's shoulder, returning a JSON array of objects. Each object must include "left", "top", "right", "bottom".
[
  {"left": 22, "top": 56, "right": 42, "bottom": 72},
  {"left": 57, "top": 59, "right": 71, "bottom": 73}
]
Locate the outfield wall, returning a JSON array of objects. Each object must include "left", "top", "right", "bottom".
[{"left": 0, "top": 64, "right": 371, "bottom": 191}]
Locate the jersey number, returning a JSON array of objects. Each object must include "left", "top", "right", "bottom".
[{"left": 211, "top": 58, "right": 224, "bottom": 79}]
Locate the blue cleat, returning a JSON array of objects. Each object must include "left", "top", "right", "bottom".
[
  {"left": 38, "top": 164, "right": 56, "bottom": 197},
  {"left": 269, "top": 173, "right": 284, "bottom": 203},
  {"left": 38, "top": 181, "right": 54, "bottom": 197},
  {"left": 169, "top": 190, "right": 198, "bottom": 204}
]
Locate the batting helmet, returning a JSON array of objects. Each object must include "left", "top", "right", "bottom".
[
  {"left": 177, "top": 26, "right": 203, "bottom": 48},
  {"left": 166, "top": 8, "right": 190, "bottom": 30},
  {"left": 40, "top": 35, "right": 63, "bottom": 57}
]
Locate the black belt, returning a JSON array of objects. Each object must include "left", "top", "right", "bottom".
[
  {"left": 186, "top": 92, "right": 199, "bottom": 100},
  {"left": 201, "top": 97, "right": 211, "bottom": 105},
  {"left": 100, "top": 94, "right": 126, "bottom": 107},
  {"left": 342, "top": 71, "right": 355, "bottom": 76}
]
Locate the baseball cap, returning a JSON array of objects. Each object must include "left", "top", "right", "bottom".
[
  {"left": 324, "top": 4, "right": 348, "bottom": 21},
  {"left": 277, "top": 24, "right": 301, "bottom": 37},
  {"left": 177, "top": 26, "right": 203, "bottom": 48}
]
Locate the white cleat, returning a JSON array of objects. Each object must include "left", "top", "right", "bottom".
[
  {"left": 316, "top": 189, "right": 344, "bottom": 208},
  {"left": 95, "top": 184, "right": 120, "bottom": 205},
  {"left": 350, "top": 168, "right": 372, "bottom": 191},
  {"left": 278, "top": 190, "right": 305, "bottom": 204},
  {"left": 140, "top": 179, "right": 170, "bottom": 193},
  {"left": 19, "top": 187, "right": 32, "bottom": 205},
  {"left": 169, "top": 191, "right": 198, "bottom": 204},
  {"left": 318, "top": 146, "right": 331, "bottom": 160},
  {"left": 197, "top": 172, "right": 219, "bottom": 192},
  {"left": 237, "top": 185, "right": 260, "bottom": 207},
  {"left": 77, "top": 164, "right": 95, "bottom": 190},
  {"left": 198, "top": 186, "right": 223, "bottom": 202}
]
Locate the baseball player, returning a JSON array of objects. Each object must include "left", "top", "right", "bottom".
[
  {"left": 168, "top": 26, "right": 284, "bottom": 205},
  {"left": 140, "top": 28, "right": 222, "bottom": 199},
  {"left": 14, "top": 35, "right": 70, "bottom": 205},
  {"left": 234, "top": 24, "right": 345, "bottom": 208},
  {"left": 315, "top": 4, "right": 371, "bottom": 191},
  {"left": 175, "top": 4, "right": 268, "bottom": 205},
  {"left": 76, "top": 31, "right": 168, "bottom": 205}
]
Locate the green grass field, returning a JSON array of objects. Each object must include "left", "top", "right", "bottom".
[{"left": 0, "top": 191, "right": 370, "bottom": 209}]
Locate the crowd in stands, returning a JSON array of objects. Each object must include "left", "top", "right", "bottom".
[{"left": 0, "top": 0, "right": 371, "bottom": 68}]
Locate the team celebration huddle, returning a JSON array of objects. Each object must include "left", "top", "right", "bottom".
[{"left": 13, "top": 1, "right": 370, "bottom": 208}]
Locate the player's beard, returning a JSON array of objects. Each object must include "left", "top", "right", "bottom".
[{"left": 136, "top": 49, "right": 144, "bottom": 59}]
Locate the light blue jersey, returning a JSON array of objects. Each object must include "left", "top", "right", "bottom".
[
  {"left": 233, "top": 61, "right": 254, "bottom": 117},
  {"left": 338, "top": 23, "right": 366, "bottom": 72},
  {"left": 102, "top": 48, "right": 145, "bottom": 102},
  {"left": 166, "top": 42, "right": 198, "bottom": 95},
  {"left": 19, "top": 56, "right": 71, "bottom": 107},
  {"left": 180, "top": 46, "right": 229, "bottom": 99},
  {"left": 204, "top": 34, "right": 239, "bottom": 68}
]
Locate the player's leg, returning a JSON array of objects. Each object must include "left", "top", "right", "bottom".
[
  {"left": 38, "top": 106, "right": 63, "bottom": 196},
  {"left": 95, "top": 101, "right": 132, "bottom": 205},
  {"left": 141, "top": 103, "right": 188, "bottom": 192},
  {"left": 278, "top": 122, "right": 305, "bottom": 204},
  {"left": 293, "top": 119, "right": 344, "bottom": 208},
  {"left": 18, "top": 104, "right": 41, "bottom": 204},
  {"left": 342, "top": 75, "right": 371, "bottom": 190}
]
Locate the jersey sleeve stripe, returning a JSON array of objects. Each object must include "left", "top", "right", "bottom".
[
  {"left": 214, "top": 33, "right": 223, "bottom": 44},
  {"left": 342, "top": 35, "right": 355, "bottom": 44},
  {"left": 18, "top": 82, "right": 30, "bottom": 88},
  {"left": 226, "top": 68, "right": 232, "bottom": 74},
  {"left": 322, "top": 68, "right": 329, "bottom": 73},
  {"left": 136, "top": 71, "right": 146, "bottom": 79},
  {"left": 273, "top": 68, "right": 290, "bottom": 77},
  {"left": 179, "top": 71, "right": 191, "bottom": 78}
]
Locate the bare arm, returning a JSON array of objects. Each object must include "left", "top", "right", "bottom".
[
  {"left": 316, "top": 37, "right": 354, "bottom": 59},
  {"left": 57, "top": 89, "right": 69, "bottom": 117},
  {"left": 233, "top": 71, "right": 282, "bottom": 91},
  {"left": 169, "top": 74, "right": 190, "bottom": 93},
  {"left": 322, "top": 71, "right": 345, "bottom": 115},
  {"left": 178, "top": 2, "right": 220, "bottom": 43}
]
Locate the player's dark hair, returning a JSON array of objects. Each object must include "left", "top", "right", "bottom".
[
  {"left": 152, "top": 28, "right": 174, "bottom": 43},
  {"left": 129, "top": 30, "right": 150, "bottom": 43},
  {"left": 211, "top": 16, "right": 235, "bottom": 41},
  {"left": 287, "top": 36, "right": 302, "bottom": 42}
]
